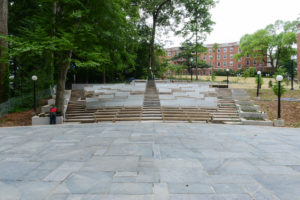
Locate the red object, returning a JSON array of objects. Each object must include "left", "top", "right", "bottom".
[{"left": 50, "top": 107, "right": 57, "bottom": 113}]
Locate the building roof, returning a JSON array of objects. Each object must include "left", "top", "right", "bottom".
[{"left": 166, "top": 42, "right": 240, "bottom": 51}]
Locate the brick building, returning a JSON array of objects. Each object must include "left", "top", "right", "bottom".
[
  {"left": 165, "top": 42, "right": 268, "bottom": 75},
  {"left": 297, "top": 24, "right": 300, "bottom": 79}
]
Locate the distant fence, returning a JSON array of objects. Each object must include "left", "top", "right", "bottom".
[{"left": 0, "top": 88, "right": 52, "bottom": 118}]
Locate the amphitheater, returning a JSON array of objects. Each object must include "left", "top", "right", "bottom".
[{"left": 65, "top": 80, "right": 241, "bottom": 124}]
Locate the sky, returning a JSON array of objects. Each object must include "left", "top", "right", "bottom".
[{"left": 162, "top": 0, "right": 300, "bottom": 48}]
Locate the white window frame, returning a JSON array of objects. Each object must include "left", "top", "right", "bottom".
[
  {"left": 223, "top": 62, "right": 227, "bottom": 66},
  {"left": 230, "top": 54, "right": 233, "bottom": 59},
  {"left": 246, "top": 60, "right": 250, "bottom": 65},
  {"left": 217, "top": 48, "right": 221, "bottom": 53},
  {"left": 168, "top": 51, "right": 171, "bottom": 56},
  {"left": 238, "top": 64, "right": 241, "bottom": 68},
  {"left": 217, "top": 62, "right": 221, "bottom": 67},
  {"left": 253, "top": 60, "right": 257, "bottom": 65},
  {"left": 209, "top": 49, "right": 212, "bottom": 53},
  {"left": 230, "top": 47, "right": 233, "bottom": 52},
  {"left": 223, "top": 48, "right": 227, "bottom": 52},
  {"left": 223, "top": 55, "right": 227, "bottom": 59}
]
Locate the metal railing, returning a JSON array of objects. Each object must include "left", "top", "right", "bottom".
[{"left": 0, "top": 89, "right": 52, "bottom": 118}]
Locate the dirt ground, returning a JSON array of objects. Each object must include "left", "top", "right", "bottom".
[
  {"left": 255, "top": 101, "right": 300, "bottom": 128},
  {"left": 246, "top": 89, "right": 300, "bottom": 128},
  {"left": 0, "top": 110, "right": 34, "bottom": 127}
]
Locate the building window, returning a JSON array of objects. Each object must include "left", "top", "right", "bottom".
[
  {"left": 217, "top": 54, "right": 220, "bottom": 60},
  {"left": 238, "top": 48, "right": 241, "bottom": 53},
  {"left": 209, "top": 71, "right": 212, "bottom": 75},
  {"left": 180, "top": 58, "right": 183, "bottom": 61},
  {"left": 246, "top": 60, "right": 250, "bottom": 65},
  {"left": 230, "top": 47, "right": 233, "bottom": 52},
  {"left": 203, "top": 56, "right": 206, "bottom": 60},
  {"left": 253, "top": 60, "right": 257, "bottom": 65},
  {"left": 223, "top": 55, "right": 227, "bottom": 59},
  {"left": 230, "top": 54, "right": 233, "bottom": 59},
  {"left": 217, "top": 48, "right": 220, "bottom": 53},
  {"left": 209, "top": 49, "right": 212, "bottom": 53},
  {"left": 223, "top": 48, "right": 227, "bottom": 52},
  {"left": 209, "top": 55, "right": 213, "bottom": 60},
  {"left": 223, "top": 62, "right": 227, "bottom": 66},
  {"left": 254, "top": 54, "right": 257, "bottom": 57},
  {"left": 238, "top": 58, "right": 242, "bottom": 62},
  {"left": 168, "top": 51, "right": 171, "bottom": 56},
  {"left": 247, "top": 53, "right": 250, "bottom": 58},
  {"left": 238, "top": 64, "right": 241, "bottom": 68},
  {"left": 217, "top": 62, "right": 221, "bottom": 67},
  {"left": 230, "top": 61, "right": 233, "bottom": 66}
]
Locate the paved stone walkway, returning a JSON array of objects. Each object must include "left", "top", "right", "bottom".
[{"left": 0, "top": 123, "right": 300, "bottom": 200}]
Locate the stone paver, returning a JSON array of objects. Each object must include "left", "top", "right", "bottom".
[{"left": 0, "top": 123, "right": 300, "bottom": 199}]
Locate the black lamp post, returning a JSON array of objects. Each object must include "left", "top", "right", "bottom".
[
  {"left": 9, "top": 75, "right": 14, "bottom": 98},
  {"left": 276, "top": 75, "right": 283, "bottom": 119},
  {"left": 226, "top": 68, "right": 229, "bottom": 86},
  {"left": 290, "top": 55, "right": 295, "bottom": 90},
  {"left": 190, "top": 57, "right": 193, "bottom": 82},
  {"left": 256, "top": 71, "right": 261, "bottom": 97},
  {"left": 32, "top": 75, "right": 38, "bottom": 115}
]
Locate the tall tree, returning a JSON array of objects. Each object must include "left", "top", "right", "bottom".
[
  {"left": 176, "top": 0, "right": 215, "bottom": 80},
  {"left": 236, "top": 20, "right": 298, "bottom": 73},
  {"left": 8, "top": 0, "right": 140, "bottom": 114},
  {"left": 140, "top": 0, "right": 175, "bottom": 76},
  {"left": 0, "top": 0, "right": 8, "bottom": 102}
]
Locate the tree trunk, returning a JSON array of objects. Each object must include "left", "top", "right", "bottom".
[
  {"left": 0, "top": 0, "right": 8, "bottom": 102},
  {"left": 195, "top": 30, "right": 198, "bottom": 80},
  {"left": 149, "top": 14, "right": 157, "bottom": 77},
  {"left": 55, "top": 50, "right": 72, "bottom": 115},
  {"left": 103, "top": 67, "right": 106, "bottom": 83},
  {"left": 49, "top": 1, "right": 57, "bottom": 87}
]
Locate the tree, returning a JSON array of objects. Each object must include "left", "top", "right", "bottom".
[
  {"left": 140, "top": 0, "right": 216, "bottom": 78},
  {"left": 140, "top": 0, "right": 174, "bottom": 76},
  {"left": 0, "top": 0, "right": 8, "bottom": 102},
  {"left": 236, "top": 20, "right": 298, "bottom": 73},
  {"left": 176, "top": 0, "right": 215, "bottom": 80},
  {"left": 8, "top": 0, "right": 140, "bottom": 114}
]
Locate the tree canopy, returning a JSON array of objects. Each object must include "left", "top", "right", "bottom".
[{"left": 236, "top": 20, "right": 298, "bottom": 72}]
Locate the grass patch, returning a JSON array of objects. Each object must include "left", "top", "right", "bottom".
[
  {"left": 241, "top": 109, "right": 257, "bottom": 112},
  {"left": 246, "top": 89, "right": 300, "bottom": 100},
  {"left": 244, "top": 117, "right": 264, "bottom": 121}
]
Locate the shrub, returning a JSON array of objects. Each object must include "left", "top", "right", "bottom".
[
  {"left": 272, "top": 82, "right": 287, "bottom": 96},
  {"left": 268, "top": 80, "right": 273, "bottom": 88},
  {"left": 211, "top": 73, "right": 216, "bottom": 82}
]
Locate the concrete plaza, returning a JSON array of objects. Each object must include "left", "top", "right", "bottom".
[{"left": 0, "top": 123, "right": 300, "bottom": 200}]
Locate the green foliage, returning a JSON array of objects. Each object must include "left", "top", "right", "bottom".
[
  {"left": 243, "top": 70, "right": 250, "bottom": 79},
  {"left": 211, "top": 73, "right": 216, "bottom": 82},
  {"left": 237, "top": 20, "right": 298, "bottom": 73},
  {"left": 272, "top": 82, "right": 287, "bottom": 96},
  {"left": 255, "top": 76, "right": 263, "bottom": 87},
  {"left": 268, "top": 80, "right": 273, "bottom": 88}
]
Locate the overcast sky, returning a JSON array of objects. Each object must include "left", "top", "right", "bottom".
[{"left": 162, "top": 0, "right": 300, "bottom": 48}]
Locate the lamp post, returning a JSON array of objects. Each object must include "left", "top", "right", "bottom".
[
  {"left": 190, "top": 57, "right": 193, "bottom": 82},
  {"left": 9, "top": 75, "right": 14, "bottom": 98},
  {"left": 256, "top": 71, "right": 261, "bottom": 97},
  {"left": 32, "top": 75, "right": 38, "bottom": 115},
  {"left": 276, "top": 75, "right": 283, "bottom": 119},
  {"left": 290, "top": 55, "right": 296, "bottom": 90},
  {"left": 226, "top": 68, "right": 229, "bottom": 86}
]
